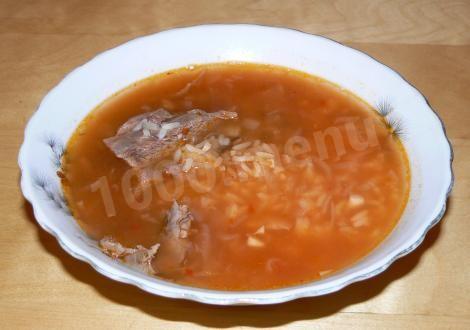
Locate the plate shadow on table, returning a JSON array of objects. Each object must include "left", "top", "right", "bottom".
[{"left": 22, "top": 198, "right": 449, "bottom": 328}]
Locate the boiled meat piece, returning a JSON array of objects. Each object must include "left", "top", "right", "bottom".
[
  {"left": 154, "top": 201, "right": 194, "bottom": 272},
  {"left": 166, "top": 200, "right": 193, "bottom": 239},
  {"left": 104, "top": 109, "right": 238, "bottom": 167},
  {"left": 99, "top": 236, "right": 160, "bottom": 275}
]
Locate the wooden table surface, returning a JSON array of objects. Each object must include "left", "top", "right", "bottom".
[{"left": 1, "top": 0, "right": 469, "bottom": 329}]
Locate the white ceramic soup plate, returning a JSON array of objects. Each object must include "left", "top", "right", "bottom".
[{"left": 18, "top": 24, "right": 453, "bottom": 305}]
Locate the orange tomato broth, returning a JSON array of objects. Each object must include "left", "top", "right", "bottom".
[{"left": 62, "top": 63, "right": 409, "bottom": 290}]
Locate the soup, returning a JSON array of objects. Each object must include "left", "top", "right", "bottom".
[{"left": 62, "top": 63, "right": 409, "bottom": 290}]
